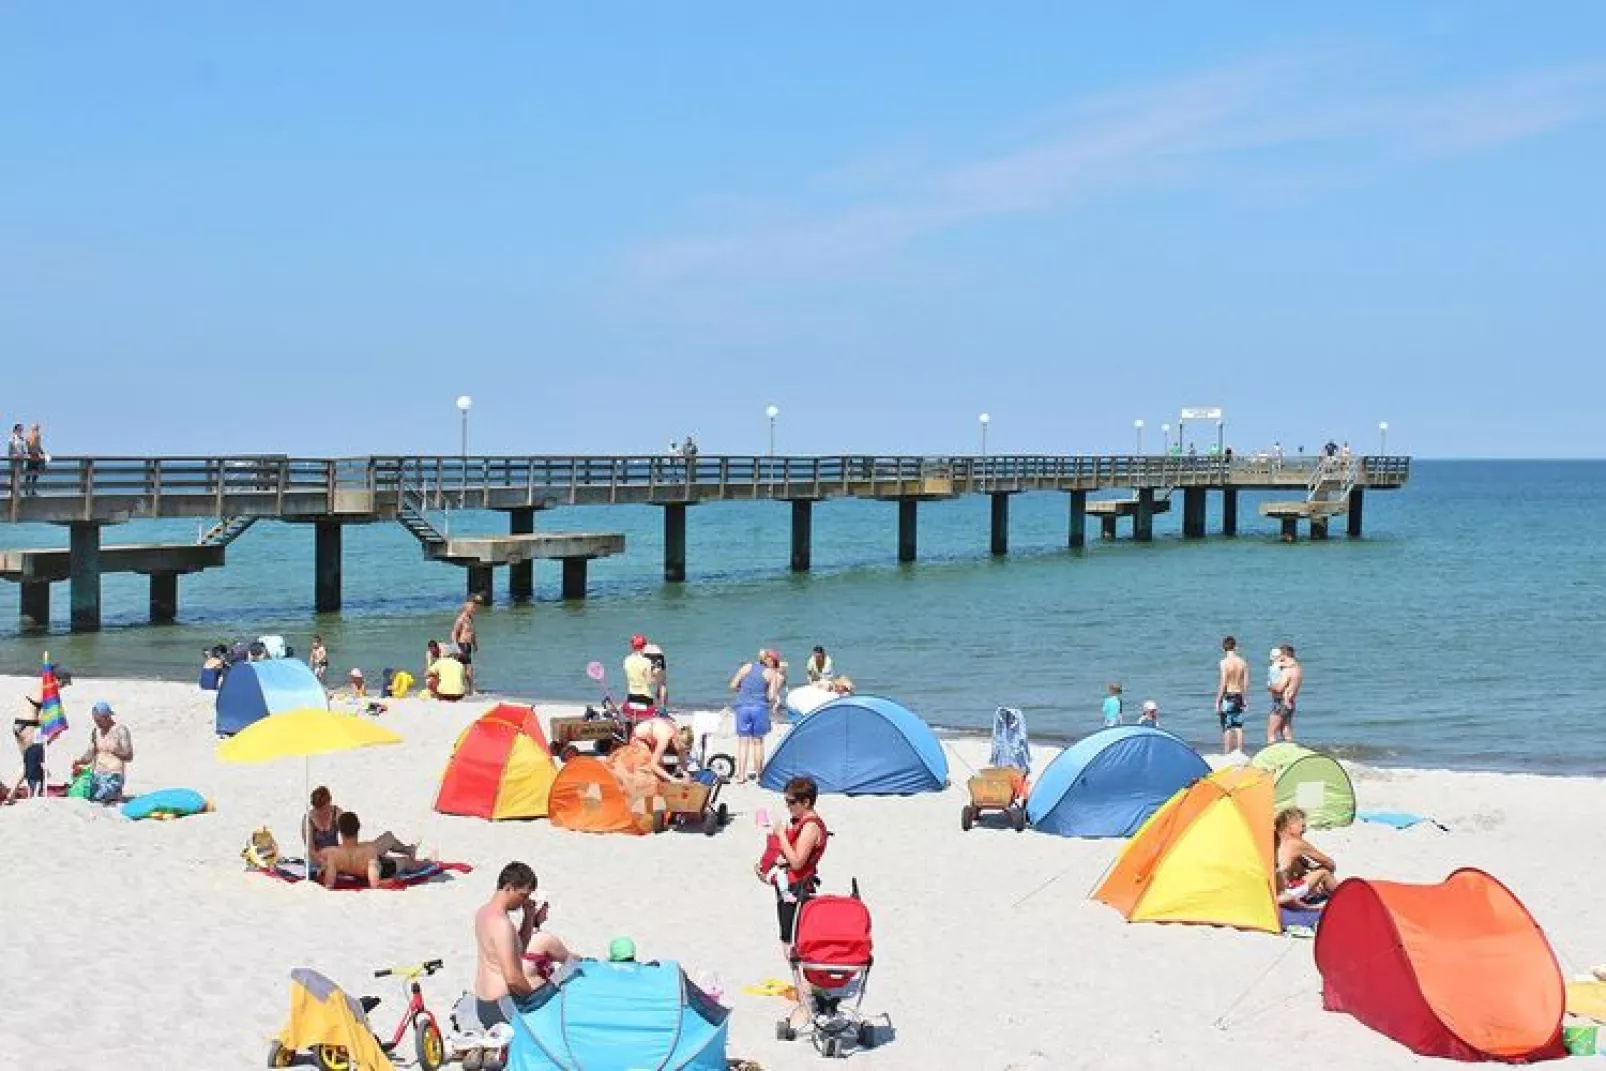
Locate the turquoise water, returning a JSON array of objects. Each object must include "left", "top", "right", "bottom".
[{"left": 2, "top": 461, "right": 1602, "bottom": 774}]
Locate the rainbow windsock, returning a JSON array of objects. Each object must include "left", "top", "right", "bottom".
[{"left": 37, "top": 657, "right": 67, "bottom": 744}]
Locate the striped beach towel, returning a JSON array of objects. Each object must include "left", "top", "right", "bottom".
[{"left": 37, "top": 658, "right": 68, "bottom": 744}]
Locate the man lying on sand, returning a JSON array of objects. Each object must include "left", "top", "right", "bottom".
[
  {"left": 317, "top": 810, "right": 430, "bottom": 888},
  {"left": 473, "top": 862, "right": 576, "bottom": 1029}
]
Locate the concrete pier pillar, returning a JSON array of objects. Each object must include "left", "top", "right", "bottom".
[
  {"left": 466, "top": 565, "right": 495, "bottom": 602},
  {"left": 1182, "top": 488, "right": 1206, "bottom": 539},
  {"left": 1222, "top": 488, "right": 1239, "bottom": 537},
  {"left": 897, "top": 499, "right": 918, "bottom": 562},
  {"left": 1134, "top": 489, "right": 1155, "bottom": 543},
  {"left": 69, "top": 521, "right": 102, "bottom": 632},
  {"left": 1100, "top": 515, "right": 1117, "bottom": 540},
  {"left": 1310, "top": 517, "right": 1330, "bottom": 541},
  {"left": 149, "top": 572, "right": 179, "bottom": 624},
  {"left": 508, "top": 507, "right": 536, "bottom": 601},
  {"left": 1067, "top": 491, "right": 1086, "bottom": 549},
  {"left": 20, "top": 581, "right": 49, "bottom": 632},
  {"left": 989, "top": 493, "right": 1010, "bottom": 556},
  {"left": 1280, "top": 516, "right": 1299, "bottom": 542},
  {"left": 663, "top": 503, "right": 687, "bottom": 583},
  {"left": 561, "top": 558, "right": 588, "bottom": 600},
  {"left": 1347, "top": 488, "right": 1365, "bottom": 538},
  {"left": 789, "top": 500, "right": 813, "bottom": 573},
  {"left": 314, "top": 521, "right": 343, "bottom": 614}
]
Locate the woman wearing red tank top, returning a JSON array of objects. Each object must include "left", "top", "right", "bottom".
[{"left": 756, "top": 776, "right": 827, "bottom": 956}]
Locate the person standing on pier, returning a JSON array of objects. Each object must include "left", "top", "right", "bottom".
[
  {"left": 452, "top": 599, "right": 479, "bottom": 695},
  {"left": 6, "top": 423, "right": 25, "bottom": 491},
  {"left": 23, "top": 423, "right": 45, "bottom": 495},
  {"left": 1215, "top": 636, "right": 1249, "bottom": 755}
]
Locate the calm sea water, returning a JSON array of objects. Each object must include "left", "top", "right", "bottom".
[{"left": 2, "top": 461, "right": 1602, "bottom": 775}]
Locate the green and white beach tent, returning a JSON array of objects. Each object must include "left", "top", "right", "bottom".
[{"left": 1251, "top": 743, "right": 1356, "bottom": 828}]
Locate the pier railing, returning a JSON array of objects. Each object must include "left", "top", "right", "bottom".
[{"left": 3, "top": 453, "right": 1411, "bottom": 522}]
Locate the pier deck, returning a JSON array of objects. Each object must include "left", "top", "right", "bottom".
[{"left": 0, "top": 453, "right": 1409, "bottom": 631}]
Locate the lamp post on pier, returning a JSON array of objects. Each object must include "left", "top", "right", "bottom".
[
  {"left": 1134, "top": 419, "right": 1144, "bottom": 455},
  {"left": 1216, "top": 419, "right": 1225, "bottom": 455},
  {"left": 766, "top": 404, "right": 779, "bottom": 458},
  {"left": 1379, "top": 421, "right": 1389, "bottom": 455},
  {"left": 1162, "top": 423, "right": 1171, "bottom": 454},
  {"left": 455, "top": 395, "right": 473, "bottom": 512}
]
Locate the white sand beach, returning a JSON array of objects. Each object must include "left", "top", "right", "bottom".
[{"left": 1, "top": 675, "right": 1600, "bottom": 1070}]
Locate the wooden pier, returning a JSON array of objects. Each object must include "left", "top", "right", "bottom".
[{"left": 1, "top": 453, "right": 1409, "bottom": 631}]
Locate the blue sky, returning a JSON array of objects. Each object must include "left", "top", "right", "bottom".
[{"left": 3, "top": 4, "right": 1603, "bottom": 458}]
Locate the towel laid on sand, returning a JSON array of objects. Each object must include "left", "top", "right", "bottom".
[
  {"left": 256, "top": 858, "right": 471, "bottom": 891},
  {"left": 1356, "top": 809, "right": 1445, "bottom": 830}
]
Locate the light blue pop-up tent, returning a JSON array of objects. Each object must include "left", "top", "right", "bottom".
[
  {"left": 759, "top": 695, "right": 949, "bottom": 795},
  {"left": 214, "top": 660, "right": 327, "bottom": 736},
  {"left": 1026, "top": 725, "right": 1209, "bottom": 837},
  {"left": 499, "top": 959, "right": 728, "bottom": 1071}
]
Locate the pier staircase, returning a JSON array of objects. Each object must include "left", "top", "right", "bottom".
[
  {"left": 396, "top": 486, "right": 448, "bottom": 554},
  {"left": 197, "top": 516, "right": 257, "bottom": 547},
  {"left": 1305, "top": 457, "right": 1360, "bottom": 516}
]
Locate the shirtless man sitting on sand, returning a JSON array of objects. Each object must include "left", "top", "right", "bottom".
[
  {"left": 317, "top": 811, "right": 427, "bottom": 889},
  {"left": 473, "top": 862, "right": 576, "bottom": 1029}
]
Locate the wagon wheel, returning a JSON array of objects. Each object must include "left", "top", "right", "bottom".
[
  {"left": 652, "top": 809, "right": 667, "bottom": 834},
  {"left": 558, "top": 744, "right": 580, "bottom": 762},
  {"left": 707, "top": 753, "right": 736, "bottom": 781},
  {"left": 960, "top": 805, "right": 975, "bottom": 832},
  {"left": 1011, "top": 806, "right": 1027, "bottom": 832},
  {"left": 703, "top": 811, "right": 721, "bottom": 836}
]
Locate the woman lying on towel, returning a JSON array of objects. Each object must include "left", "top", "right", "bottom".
[{"left": 1275, "top": 807, "right": 1337, "bottom": 907}]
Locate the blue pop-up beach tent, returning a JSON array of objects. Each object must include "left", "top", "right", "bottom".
[
  {"left": 214, "top": 660, "right": 327, "bottom": 736},
  {"left": 759, "top": 694, "right": 949, "bottom": 795},
  {"left": 499, "top": 959, "right": 728, "bottom": 1071},
  {"left": 1026, "top": 725, "right": 1209, "bottom": 837}
]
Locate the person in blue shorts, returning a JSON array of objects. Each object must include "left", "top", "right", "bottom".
[
  {"left": 1215, "top": 635, "right": 1250, "bottom": 754},
  {"left": 730, "top": 650, "right": 782, "bottom": 782}
]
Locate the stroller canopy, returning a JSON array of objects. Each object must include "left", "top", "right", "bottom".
[
  {"left": 987, "top": 706, "right": 1031, "bottom": 770},
  {"left": 500, "top": 959, "right": 728, "bottom": 1071},
  {"left": 760, "top": 695, "right": 948, "bottom": 796}
]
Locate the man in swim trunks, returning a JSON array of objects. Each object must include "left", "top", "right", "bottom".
[
  {"left": 473, "top": 862, "right": 575, "bottom": 1028},
  {"left": 451, "top": 598, "right": 479, "bottom": 694},
  {"left": 1269, "top": 645, "right": 1302, "bottom": 743},
  {"left": 1215, "top": 635, "right": 1249, "bottom": 755},
  {"left": 317, "top": 811, "right": 426, "bottom": 889}
]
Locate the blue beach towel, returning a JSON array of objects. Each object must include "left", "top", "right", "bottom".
[
  {"left": 1357, "top": 809, "right": 1444, "bottom": 830},
  {"left": 1281, "top": 906, "right": 1322, "bottom": 935}
]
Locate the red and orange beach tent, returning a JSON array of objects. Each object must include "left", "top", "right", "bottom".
[
  {"left": 434, "top": 703, "right": 557, "bottom": 820},
  {"left": 1315, "top": 868, "right": 1566, "bottom": 1063},
  {"left": 547, "top": 756, "right": 649, "bottom": 835}
]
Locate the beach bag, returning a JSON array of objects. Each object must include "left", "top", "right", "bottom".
[
  {"left": 67, "top": 768, "right": 93, "bottom": 799},
  {"left": 242, "top": 827, "right": 280, "bottom": 871}
]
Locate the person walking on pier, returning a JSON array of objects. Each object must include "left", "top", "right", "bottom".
[
  {"left": 452, "top": 599, "right": 479, "bottom": 695},
  {"left": 1215, "top": 636, "right": 1249, "bottom": 756}
]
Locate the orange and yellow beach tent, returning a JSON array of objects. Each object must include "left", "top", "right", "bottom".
[
  {"left": 1091, "top": 766, "right": 1279, "bottom": 934},
  {"left": 434, "top": 703, "right": 556, "bottom": 820}
]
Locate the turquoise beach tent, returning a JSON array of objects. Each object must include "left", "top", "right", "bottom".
[
  {"left": 759, "top": 694, "right": 949, "bottom": 795},
  {"left": 499, "top": 959, "right": 728, "bottom": 1071},
  {"left": 1026, "top": 725, "right": 1209, "bottom": 837},
  {"left": 214, "top": 660, "right": 327, "bottom": 736}
]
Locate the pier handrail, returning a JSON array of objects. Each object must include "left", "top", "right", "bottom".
[{"left": 3, "top": 452, "right": 1412, "bottom": 521}]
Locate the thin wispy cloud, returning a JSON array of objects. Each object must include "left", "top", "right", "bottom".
[{"left": 622, "top": 55, "right": 1606, "bottom": 289}]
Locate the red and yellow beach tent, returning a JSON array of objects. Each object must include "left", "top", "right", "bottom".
[
  {"left": 434, "top": 703, "right": 556, "bottom": 820},
  {"left": 1315, "top": 869, "right": 1565, "bottom": 1063},
  {"left": 1091, "top": 766, "right": 1280, "bottom": 934}
]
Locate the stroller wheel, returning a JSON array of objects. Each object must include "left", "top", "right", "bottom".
[
  {"left": 462, "top": 1047, "right": 485, "bottom": 1071},
  {"left": 1012, "top": 805, "right": 1027, "bottom": 832},
  {"left": 315, "top": 1046, "right": 351, "bottom": 1071},
  {"left": 823, "top": 1037, "right": 843, "bottom": 1058},
  {"left": 266, "top": 1041, "right": 294, "bottom": 1068},
  {"left": 858, "top": 1022, "right": 877, "bottom": 1049},
  {"left": 775, "top": 1019, "right": 796, "bottom": 1041},
  {"left": 960, "top": 805, "right": 975, "bottom": 832}
]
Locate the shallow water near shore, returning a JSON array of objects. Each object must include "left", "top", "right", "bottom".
[{"left": 2, "top": 460, "right": 1603, "bottom": 775}]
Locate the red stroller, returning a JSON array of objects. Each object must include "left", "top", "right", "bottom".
[{"left": 775, "top": 882, "right": 889, "bottom": 1058}]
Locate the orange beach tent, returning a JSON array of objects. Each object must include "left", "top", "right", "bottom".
[
  {"left": 1091, "top": 766, "right": 1280, "bottom": 934},
  {"left": 434, "top": 704, "right": 557, "bottom": 820},
  {"left": 547, "top": 756, "right": 649, "bottom": 835},
  {"left": 1315, "top": 869, "right": 1566, "bottom": 1062}
]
